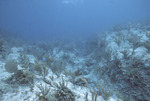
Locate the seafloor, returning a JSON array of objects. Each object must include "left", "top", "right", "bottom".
[{"left": 0, "top": 23, "right": 150, "bottom": 101}]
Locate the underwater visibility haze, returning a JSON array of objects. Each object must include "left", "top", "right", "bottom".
[
  {"left": 0, "top": 0, "right": 150, "bottom": 41},
  {"left": 0, "top": 0, "right": 150, "bottom": 101}
]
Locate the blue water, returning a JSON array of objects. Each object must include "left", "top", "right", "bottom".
[
  {"left": 0, "top": 1, "right": 150, "bottom": 100},
  {"left": 0, "top": 0, "right": 150, "bottom": 41}
]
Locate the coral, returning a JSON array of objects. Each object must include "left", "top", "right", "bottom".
[
  {"left": 73, "top": 76, "right": 88, "bottom": 87},
  {"left": 53, "top": 61, "right": 64, "bottom": 76},
  {"left": 36, "top": 83, "right": 50, "bottom": 101},
  {"left": 5, "top": 69, "right": 33, "bottom": 84},
  {"left": 4, "top": 60, "right": 18, "bottom": 73},
  {"left": 43, "top": 78, "right": 53, "bottom": 87},
  {"left": 90, "top": 25, "right": 150, "bottom": 100},
  {"left": 91, "top": 90, "right": 99, "bottom": 101},
  {"left": 69, "top": 69, "right": 88, "bottom": 87},
  {"left": 19, "top": 53, "right": 32, "bottom": 69},
  {"left": 33, "top": 60, "right": 48, "bottom": 79},
  {"left": 142, "top": 31, "right": 150, "bottom": 50},
  {"left": 0, "top": 39, "right": 9, "bottom": 59},
  {"left": 103, "top": 52, "right": 150, "bottom": 100},
  {"left": 96, "top": 29, "right": 150, "bottom": 100},
  {"left": 0, "top": 89, "right": 3, "bottom": 100},
  {"left": 96, "top": 83, "right": 113, "bottom": 100},
  {"left": 40, "top": 54, "right": 67, "bottom": 77},
  {"left": 54, "top": 78, "right": 75, "bottom": 101},
  {"left": 74, "top": 69, "right": 83, "bottom": 76},
  {"left": 85, "top": 90, "right": 99, "bottom": 101},
  {"left": 126, "top": 32, "right": 143, "bottom": 49},
  {"left": 120, "top": 58, "right": 150, "bottom": 100}
]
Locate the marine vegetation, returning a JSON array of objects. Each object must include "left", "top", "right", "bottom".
[
  {"left": 85, "top": 90, "right": 99, "bottom": 101},
  {"left": 54, "top": 77, "right": 75, "bottom": 101},
  {"left": 0, "top": 39, "right": 8, "bottom": 58},
  {"left": 4, "top": 59, "right": 34, "bottom": 84},
  {"left": 4, "top": 60, "right": 18, "bottom": 73},
  {"left": 19, "top": 53, "right": 31, "bottom": 69},
  {"left": 71, "top": 69, "right": 89, "bottom": 87},
  {"left": 1, "top": 22, "right": 150, "bottom": 101},
  {"left": 36, "top": 83, "right": 50, "bottom": 101},
  {"left": 33, "top": 59, "right": 49, "bottom": 79},
  {"left": 5, "top": 69, "right": 34, "bottom": 84},
  {"left": 92, "top": 24, "right": 150, "bottom": 101}
]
